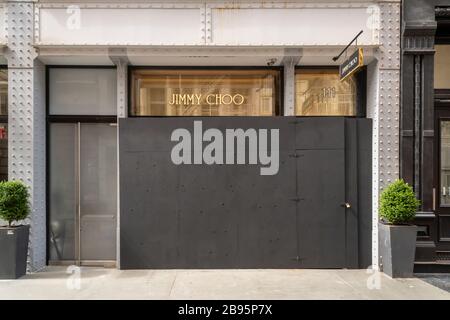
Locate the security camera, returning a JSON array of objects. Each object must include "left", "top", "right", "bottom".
[{"left": 267, "top": 58, "right": 277, "bottom": 66}]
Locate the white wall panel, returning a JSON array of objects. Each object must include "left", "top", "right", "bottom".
[
  {"left": 35, "top": 3, "right": 380, "bottom": 47},
  {"left": 209, "top": 7, "right": 377, "bottom": 46},
  {"left": 38, "top": 7, "right": 203, "bottom": 45}
]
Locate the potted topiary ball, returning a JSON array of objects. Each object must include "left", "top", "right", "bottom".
[
  {"left": 379, "top": 179, "right": 420, "bottom": 278},
  {"left": 0, "top": 181, "right": 31, "bottom": 279}
]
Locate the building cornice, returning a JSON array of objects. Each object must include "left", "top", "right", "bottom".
[
  {"left": 402, "top": 34, "right": 435, "bottom": 54},
  {"left": 436, "top": 6, "right": 450, "bottom": 19},
  {"left": 403, "top": 22, "right": 437, "bottom": 36},
  {"left": 402, "top": 21, "right": 436, "bottom": 55}
]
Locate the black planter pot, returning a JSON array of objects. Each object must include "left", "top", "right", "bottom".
[
  {"left": 0, "top": 225, "right": 29, "bottom": 279},
  {"left": 379, "top": 222, "right": 417, "bottom": 278}
]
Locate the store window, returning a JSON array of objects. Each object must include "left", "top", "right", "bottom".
[
  {"left": 49, "top": 68, "right": 117, "bottom": 115},
  {"left": 0, "top": 68, "right": 7, "bottom": 181},
  {"left": 435, "top": 45, "right": 450, "bottom": 89},
  {"left": 130, "top": 69, "right": 281, "bottom": 116},
  {"left": 48, "top": 67, "right": 118, "bottom": 263},
  {"left": 295, "top": 69, "right": 358, "bottom": 116}
]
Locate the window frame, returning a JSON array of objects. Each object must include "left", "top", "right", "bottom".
[
  {"left": 46, "top": 65, "right": 118, "bottom": 119},
  {"left": 127, "top": 66, "right": 284, "bottom": 117},
  {"left": 294, "top": 66, "right": 366, "bottom": 117},
  {"left": 435, "top": 16, "right": 450, "bottom": 99},
  {"left": 434, "top": 44, "right": 450, "bottom": 93},
  {"left": 45, "top": 65, "right": 118, "bottom": 265}
]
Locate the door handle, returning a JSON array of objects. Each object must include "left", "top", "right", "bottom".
[
  {"left": 433, "top": 188, "right": 436, "bottom": 211},
  {"left": 341, "top": 202, "right": 351, "bottom": 209}
]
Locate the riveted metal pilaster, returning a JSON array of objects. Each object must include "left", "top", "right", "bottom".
[
  {"left": 281, "top": 50, "right": 301, "bottom": 116},
  {"left": 31, "top": 58, "right": 46, "bottom": 271},
  {"left": 109, "top": 48, "right": 128, "bottom": 118},
  {"left": 378, "top": 69, "right": 400, "bottom": 189},
  {"left": 108, "top": 47, "right": 128, "bottom": 268},
  {"left": 115, "top": 59, "right": 127, "bottom": 269},
  {"left": 0, "top": 3, "right": 6, "bottom": 45},
  {"left": 377, "top": 3, "right": 401, "bottom": 71},
  {"left": 7, "top": 0, "right": 46, "bottom": 272},
  {"left": 369, "top": 1, "right": 401, "bottom": 269},
  {"left": 116, "top": 60, "right": 128, "bottom": 118},
  {"left": 283, "top": 60, "right": 295, "bottom": 116},
  {"left": 366, "top": 60, "right": 380, "bottom": 269},
  {"left": 6, "top": 1, "right": 35, "bottom": 68}
]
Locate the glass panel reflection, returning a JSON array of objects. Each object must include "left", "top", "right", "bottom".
[
  {"left": 435, "top": 45, "right": 450, "bottom": 89},
  {"left": 49, "top": 68, "right": 117, "bottom": 115},
  {"left": 49, "top": 123, "right": 118, "bottom": 262},
  {"left": 295, "top": 69, "right": 357, "bottom": 116},
  {"left": 131, "top": 69, "right": 279, "bottom": 116},
  {"left": 441, "top": 121, "right": 450, "bottom": 206},
  {"left": 80, "top": 123, "right": 117, "bottom": 261},
  {"left": 49, "top": 123, "right": 77, "bottom": 261}
]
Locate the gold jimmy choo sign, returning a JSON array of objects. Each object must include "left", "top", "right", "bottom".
[{"left": 169, "top": 93, "right": 245, "bottom": 106}]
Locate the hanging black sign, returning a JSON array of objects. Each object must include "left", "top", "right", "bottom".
[{"left": 339, "top": 48, "right": 364, "bottom": 81}]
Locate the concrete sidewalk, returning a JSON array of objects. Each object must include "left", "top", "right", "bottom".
[{"left": 0, "top": 267, "right": 449, "bottom": 300}]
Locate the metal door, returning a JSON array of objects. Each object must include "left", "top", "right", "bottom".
[
  {"left": 79, "top": 123, "right": 117, "bottom": 263},
  {"left": 295, "top": 118, "right": 347, "bottom": 268},
  {"left": 49, "top": 123, "right": 117, "bottom": 266},
  {"left": 119, "top": 117, "right": 367, "bottom": 269},
  {"left": 296, "top": 149, "right": 346, "bottom": 267}
]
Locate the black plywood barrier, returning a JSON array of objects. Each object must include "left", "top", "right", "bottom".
[{"left": 119, "top": 117, "right": 372, "bottom": 269}]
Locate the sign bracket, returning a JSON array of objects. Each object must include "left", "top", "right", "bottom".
[{"left": 332, "top": 30, "right": 364, "bottom": 62}]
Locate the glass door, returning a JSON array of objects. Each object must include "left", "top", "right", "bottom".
[
  {"left": 435, "top": 108, "right": 450, "bottom": 253},
  {"left": 49, "top": 123, "right": 77, "bottom": 262},
  {"left": 79, "top": 123, "right": 117, "bottom": 262},
  {"left": 49, "top": 123, "right": 117, "bottom": 266},
  {"left": 440, "top": 120, "right": 450, "bottom": 207}
]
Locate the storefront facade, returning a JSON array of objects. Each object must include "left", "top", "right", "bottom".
[
  {"left": 0, "top": 0, "right": 401, "bottom": 271},
  {"left": 401, "top": 0, "right": 450, "bottom": 271}
]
